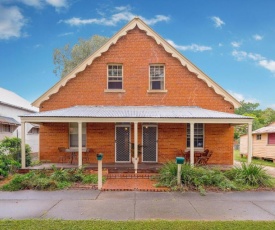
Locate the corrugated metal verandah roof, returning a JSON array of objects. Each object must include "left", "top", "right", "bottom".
[
  {"left": 0, "top": 116, "right": 20, "bottom": 125},
  {"left": 21, "top": 106, "right": 251, "bottom": 120}
]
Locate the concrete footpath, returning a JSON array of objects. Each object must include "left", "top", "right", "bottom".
[{"left": 0, "top": 190, "right": 275, "bottom": 221}]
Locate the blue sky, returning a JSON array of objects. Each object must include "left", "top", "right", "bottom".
[{"left": 1, "top": 0, "right": 275, "bottom": 109}]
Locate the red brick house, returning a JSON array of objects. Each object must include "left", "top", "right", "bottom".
[{"left": 20, "top": 18, "right": 253, "bottom": 171}]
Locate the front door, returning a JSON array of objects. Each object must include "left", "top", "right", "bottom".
[
  {"left": 115, "top": 125, "right": 131, "bottom": 162},
  {"left": 142, "top": 125, "right": 158, "bottom": 162}
]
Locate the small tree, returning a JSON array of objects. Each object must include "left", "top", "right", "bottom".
[
  {"left": 0, "top": 137, "right": 32, "bottom": 167},
  {"left": 53, "top": 35, "right": 109, "bottom": 78}
]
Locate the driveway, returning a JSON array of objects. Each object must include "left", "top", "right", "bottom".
[{"left": 0, "top": 190, "right": 275, "bottom": 220}]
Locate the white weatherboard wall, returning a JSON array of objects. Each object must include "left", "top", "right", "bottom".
[{"left": 0, "top": 87, "right": 39, "bottom": 153}]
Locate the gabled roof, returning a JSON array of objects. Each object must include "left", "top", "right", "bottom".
[
  {"left": 253, "top": 124, "right": 275, "bottom": 134},
  {"left": 0, "top": 87, "right": 38, "bottom": 112},
  {"left": 32, "top": 18, "right": 241, "bottom": 108}
]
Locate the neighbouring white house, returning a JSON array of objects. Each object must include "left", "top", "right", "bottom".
[
  {"left": 240, "top": 122, "right": 275, "bottom": 162},
  {"left": 0, "top": 87, "right": 39, "bottom": 153}
]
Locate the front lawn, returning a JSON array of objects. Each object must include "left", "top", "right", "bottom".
[
  {"left": 234, "top": 150, "right": 275, "bottom": 168},
  {"left": 0, "top": 220, "right": 275, "bottom": 230}
]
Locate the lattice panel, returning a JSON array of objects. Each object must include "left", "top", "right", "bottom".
[
  {"left": 143, "top": 126, "right": 157, "bottom": 162},
  {"left": 116, "top": 126, "right": 130, "bottom": 162}
]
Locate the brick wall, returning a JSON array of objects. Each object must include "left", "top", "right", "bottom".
[{"left": 39, "top": 27, "right": 234, "bottom": 165}]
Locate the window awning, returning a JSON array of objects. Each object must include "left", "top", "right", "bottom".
[
  {"left": 20, "top": 106, "right": 253, "bottom": 125},
  {"left": 0, "top": 116, "right": 20, "bottom": 126}
]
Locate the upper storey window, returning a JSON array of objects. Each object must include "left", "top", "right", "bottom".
[
  {"left": 108, "top": 65, "right": 123, "bottom": 90},
  {"left": 150, "top": 65, "right": 165, "bottom": 90}
]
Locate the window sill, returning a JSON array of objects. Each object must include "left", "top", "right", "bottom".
[
  {"left": 147, "top": 90, "right": 168, "bottom": 93},
  {"left": 185, "top": 148, "right": 204, "bottom": 152},
  {"left": 104, "top": 89, "right": 126, "bottom": 93}
]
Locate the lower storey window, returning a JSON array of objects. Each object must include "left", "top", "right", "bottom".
[
  {"left": 187, "top": 123, "right": 204, "bottom": 148},
  {"left": 0, "top": 124, "right": 12, "bottom": 133},
  {"left": 69, "top": 123, "right": 86, "bottom": 148}
]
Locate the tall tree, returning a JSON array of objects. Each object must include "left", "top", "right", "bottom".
[
  {"left": 53, "top": 35, "right": 109, "bottom": 78},
  {"left": 234, "top": 101, "right": 275, "bottom": 139}
]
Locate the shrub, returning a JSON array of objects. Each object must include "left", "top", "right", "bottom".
[
  {"left": 0, "top": 154, "right": 20, "bottom": 178},
  {"left": 1, "top": 167, "right": 102, "bottom": 191},
  {"left": 0, "top": 137, "right": 32, "bottom": 167},
  {"left": 156, "top": 161, "right": 178, "bottom": 187},
  {"left": 50, "top": 166, "right": 70, "bottom": 182},
  {"left": 225, "top": 163, "right": 274, "bottom": 187},
  {"left": 156, "top": 162, "right": 236, "bottom": 192}
]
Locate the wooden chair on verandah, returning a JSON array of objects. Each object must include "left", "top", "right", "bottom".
[
  {"left": 58, "top": 147, "right": 70, "bottom": 164},
  {"left": 196, "top": 149, "right": 212, "bottom": 165}
]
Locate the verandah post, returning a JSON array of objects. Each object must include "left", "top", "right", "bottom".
[
  {"left": 78, "top": 122, "right": 82, "bottom": 168},
  {"left": 21, "top": 122, "right": 26, "bottom": 169},
  {"left": 134, "top": 122, "right": 138, "bottom": 174},
  {"left": 247, "top": 122, "right": 253, "bottom": 164},
  {"left": 190, "top": 122, "right": 195, "bottom": 166}
]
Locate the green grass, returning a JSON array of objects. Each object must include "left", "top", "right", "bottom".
[
  {"left": 234, "top": 150, "right": 275, "bottom": 168},
  {"left": 0, "top": 220, "right": 275, "bottom": 230}
]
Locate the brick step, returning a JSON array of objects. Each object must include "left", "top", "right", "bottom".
[
  {"left": 108, "top": 168, "right": 159, "bottom": 174},
  {"left": 106, "top": 173, "right": 158, "bottom": 179}
]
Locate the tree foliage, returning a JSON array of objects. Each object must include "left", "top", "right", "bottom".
[
  {"left": 234, "top": 101, "right": 275, "bottom": 139},
  {"left": 0, "top": 137, "right": 32, "bottom": 167},
  {"left": 53, "top": 35, "right": 109, "bottom": 78}
]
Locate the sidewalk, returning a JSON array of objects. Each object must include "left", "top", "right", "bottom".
[{"left": 1, "top": 190, "right": 275, "bottom": 220}]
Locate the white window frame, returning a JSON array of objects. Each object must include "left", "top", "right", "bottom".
[
  {"left": 256, "top": 134, "right": 261, "bottom": 140},
  {"left": 186, "top": 123, "right": 204, "bottom": 150},
  {"left": 0, "top": 124, "right": 12, "bottom": 133},
  {"left": 148, "top": 64, "right": 167, "bottom": 93},
  {"left": 106, "top": 64, "right": 124, "bottom": 91},
  {"left": 69, "top": 123, "right": 87, "bottom": 148}
]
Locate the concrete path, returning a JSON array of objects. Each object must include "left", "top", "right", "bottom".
[{"left": 1, "top": 190, "right": 275, "bottom": 220}]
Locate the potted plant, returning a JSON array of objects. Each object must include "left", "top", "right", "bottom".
[{"left": 130, "top": 143, "right": 142, "bottom": 164}]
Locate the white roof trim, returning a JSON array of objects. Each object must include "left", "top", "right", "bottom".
[{"left": 32, "top": 18, "right": 241, "bottom": 108}]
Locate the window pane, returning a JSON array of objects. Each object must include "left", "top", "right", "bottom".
[
  {"left": 108, "top": 81, "right": 122, "bottom": 89},
  {"left": 150, "top": 65, "right": 164, "bottom": 90},
  {"left": 69, "top": 123, "right": 86, "bottom": 147},
  {"left": 186, "top": 123, "right": 204, "bottom": 148},
  {"left": 108, "top": 65, "right": 123, "bottom": 89}
]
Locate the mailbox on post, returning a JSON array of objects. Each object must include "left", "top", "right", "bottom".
[
  {"left": 176, "top": 157, "right": 185, "bottom": 165},
  {"left": 176, "top": 157, "right": 185, "bottom": 186},
  {"left": 97, "top": 153, "right": 103, "bottom": 190},
  {"left": 97, "top": 153, "right": 103, "bottom": 161}
]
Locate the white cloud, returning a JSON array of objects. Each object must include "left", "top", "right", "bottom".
[
  {"left": 228, "top": 90, "right": 259, "bottom": 103},
  {"left": 19, "top": 0, "right": 43, "bottom": 8},
  {"left": 231, "top": 41, "right": 241, "bottom": 48},
  {"left": 17, "top": 0, "right": 68, "bottom": 9},
  {"left": 269, "top": 104, "right": 275, "bottom": 109},
  {"left": 259, "top": 60, "right": 275, "bottom": 73},
  {"left": 46, "top": 0, "right": 68, "bottom": 8},
  {"left": 58, "top": 32, "right": 73, "bottom": 37},
  {"left": 0, "top": 5, "right": 26, "bottom": 39},
  {"left": 253, "top": 34, "right": 263, "bottom": 41},
  {"left": 60, "top": 5, "right": 170, "bottom": 26},
  {"left": 166, "top": 39, "right": 212, "bottom": 52},
  {"left": 232, "top": 50, "right": 275, "bottom": 74},
  {"left": 211, "top": 16, "right": 225, "bottom": 28}
]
